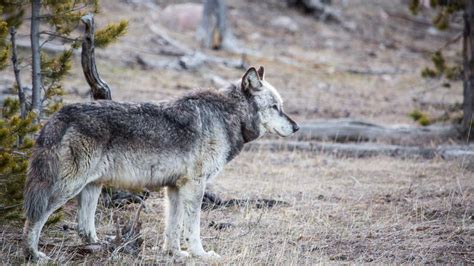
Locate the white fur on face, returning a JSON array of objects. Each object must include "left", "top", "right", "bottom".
[{"left": 254, "top": 80, "right": 294, "bottom": 137}]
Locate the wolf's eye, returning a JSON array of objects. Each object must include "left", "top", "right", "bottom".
[{"left": 272, "top": 105, "right": 278, "bottom": 110}]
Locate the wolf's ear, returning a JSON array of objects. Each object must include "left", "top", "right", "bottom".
[
  {"left": 257, "top": 66, "right": 265, "bottom": 79},
  {"left": 241, "top": 67, "right": 262, "bottom": 93}
]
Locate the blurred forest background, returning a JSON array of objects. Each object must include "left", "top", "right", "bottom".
[{"left": 0, "top": 0, "right": 473, "bottom": 264}]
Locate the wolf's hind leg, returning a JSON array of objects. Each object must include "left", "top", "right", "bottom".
[
  {"left": 163, "top": 186, "right": 188, "bottom": 258},
  {"left": 23, "top": 183, "right": 86, "bottom": 261},
  {"left": 77, "top": 182, "right": 102, "bottom": 244},
  {"left": 23, "top": 210, "right": 53, "bottom": 261}
]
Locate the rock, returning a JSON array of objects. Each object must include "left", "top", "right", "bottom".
[
  {"left": 270, "top": 16, "right": 299, "bottom": 33},
  {"left": 159, "top": 3, "right": 203, "bottom": 32}
]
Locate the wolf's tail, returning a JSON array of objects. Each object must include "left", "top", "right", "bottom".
[
  {"left": 24, "top": 118, "right": 68, "bottom": 222},
  {"left": 23, "top": 149, "right": 59, "bottom": 222}
]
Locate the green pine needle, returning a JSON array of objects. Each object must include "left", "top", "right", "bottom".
[{"left": 95, "top": 20, "right": 128, "bottom": 48}]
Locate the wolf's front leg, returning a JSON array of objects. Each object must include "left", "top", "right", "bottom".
[
  {"left": 180, "top": 178, "right": 220, "bottom": 259},
  {"left": 163, "top": 186, "right": 188, "bottom": 258},
  {"left": 77, "top": 183, "right": 102, "bottom": 244}
]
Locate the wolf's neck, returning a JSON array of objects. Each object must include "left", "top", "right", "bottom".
[
  {"left": 176, "top": 86, "right": 257, "bottom": 162},
  {"left": 220, "top": 85, "right": 260, "bottom": 161}
]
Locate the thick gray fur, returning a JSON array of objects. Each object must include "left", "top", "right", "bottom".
[{"left": 23, "top": 66, "right": 299, "bottom": 261}]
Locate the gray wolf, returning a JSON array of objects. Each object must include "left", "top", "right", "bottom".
[{"left": 23, "top": 66, "right": 299, "bottom": 261}]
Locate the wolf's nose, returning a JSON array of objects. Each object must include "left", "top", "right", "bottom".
[{"left": 292, "top": 123, "right": 300, "bottom": 133}]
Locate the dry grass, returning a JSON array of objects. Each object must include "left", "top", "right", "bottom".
[{"left": 1, "top": 150, "right": 472, "bottom": 264}]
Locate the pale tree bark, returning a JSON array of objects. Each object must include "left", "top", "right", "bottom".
[
  {"left": 196, "top": 0, "right": 239, "bottom": 52},
  {"left": 463, "top": 1, "right": 474, "bottom": 140},
  {"left": 30, "top": 0, "right": 41, "bottom": 117}
]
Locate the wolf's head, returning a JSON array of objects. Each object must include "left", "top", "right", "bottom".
[{"left": 239, "top": 66, "right": 299, "bottom": 140}]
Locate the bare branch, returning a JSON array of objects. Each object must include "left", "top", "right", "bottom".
[
  {"left": 9, "top": 27, "right": 27, "bottom": 121},
  {"left": 40, "top": 31, "right": 80, "bottom": 42},
  {"left": 25, "top": 4, "right": 91, "bottom": 20},
  {"left": 439, "top": 32, "right": 463, "bottom": 51},
  {"left": 0, "top": 148, "right": 28, "bottom": 158}
]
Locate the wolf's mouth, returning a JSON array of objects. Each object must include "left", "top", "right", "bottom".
[
  {"left": 274, "top": 129, "right": 290, "bottom": 137},
  {"left": 263, "top": 123, "right": 291, "bottom": 137}
]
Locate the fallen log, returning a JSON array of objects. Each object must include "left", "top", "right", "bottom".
[
  {"left": 245, "top": 140, "right": 474, "bottom": 165},
  {"left": 287, "top": 119, "right": 462, "bottom": 145}
]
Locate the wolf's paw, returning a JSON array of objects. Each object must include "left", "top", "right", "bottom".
[
  {"left": 174, "top": 250, "right": 190, "bottom": 258},
  {"left": 203, "top": 250, "right": 221, "bottom": 260},
  {"left": 81, "top": 235, "right": 100, "bottom": 244},
  {"left": 164, "top": 248, "right": 190, "bottom": 258},
  {"left": 191, "top": 250, "right": 221, "bottom": 261},
  {"left": 166, "top": 250, "right": 190, "bottom": 263},
  {"left": 28, "top": 251, "right": 51, "bottom": 262}
]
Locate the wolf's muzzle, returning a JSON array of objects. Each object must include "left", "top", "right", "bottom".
[
  {"left": 282, "top": 112, "right": 300, "bottom": 134},
  {"left": 292, "top": 122, "right": 300, "bottom": 133}
]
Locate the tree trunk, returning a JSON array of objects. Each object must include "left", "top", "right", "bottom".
[
  {"left": 196, "top": 0, "right": 239, "bottom": 52},
  {"left": 463, "top": 1, "right": 474, "bottom": 140},
  {"left": 81, "top": 14, "right": 112, "bottom": 100},
  {"left": 30, "top": 0, "right": 41, "bottom": 117}
]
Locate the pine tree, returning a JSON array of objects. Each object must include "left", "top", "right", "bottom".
[
  {"left": 408, "top": 0, "right": 473, "bottom": 133},
  {"left": 0, "top": 8, "right": 10, "bottom": 70},
  {"left": 409, "top": 0, "right": 464, "bottom": 81},
  {"left": 0, "top": 0, "right": 128, "bottom": 223},
  {"left": 0, "top": 99, "right": 39, "bottom": 221}
]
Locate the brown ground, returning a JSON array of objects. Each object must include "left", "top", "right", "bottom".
[{"left": 0, "top": 0, "right": 473, "bottom": 264}]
